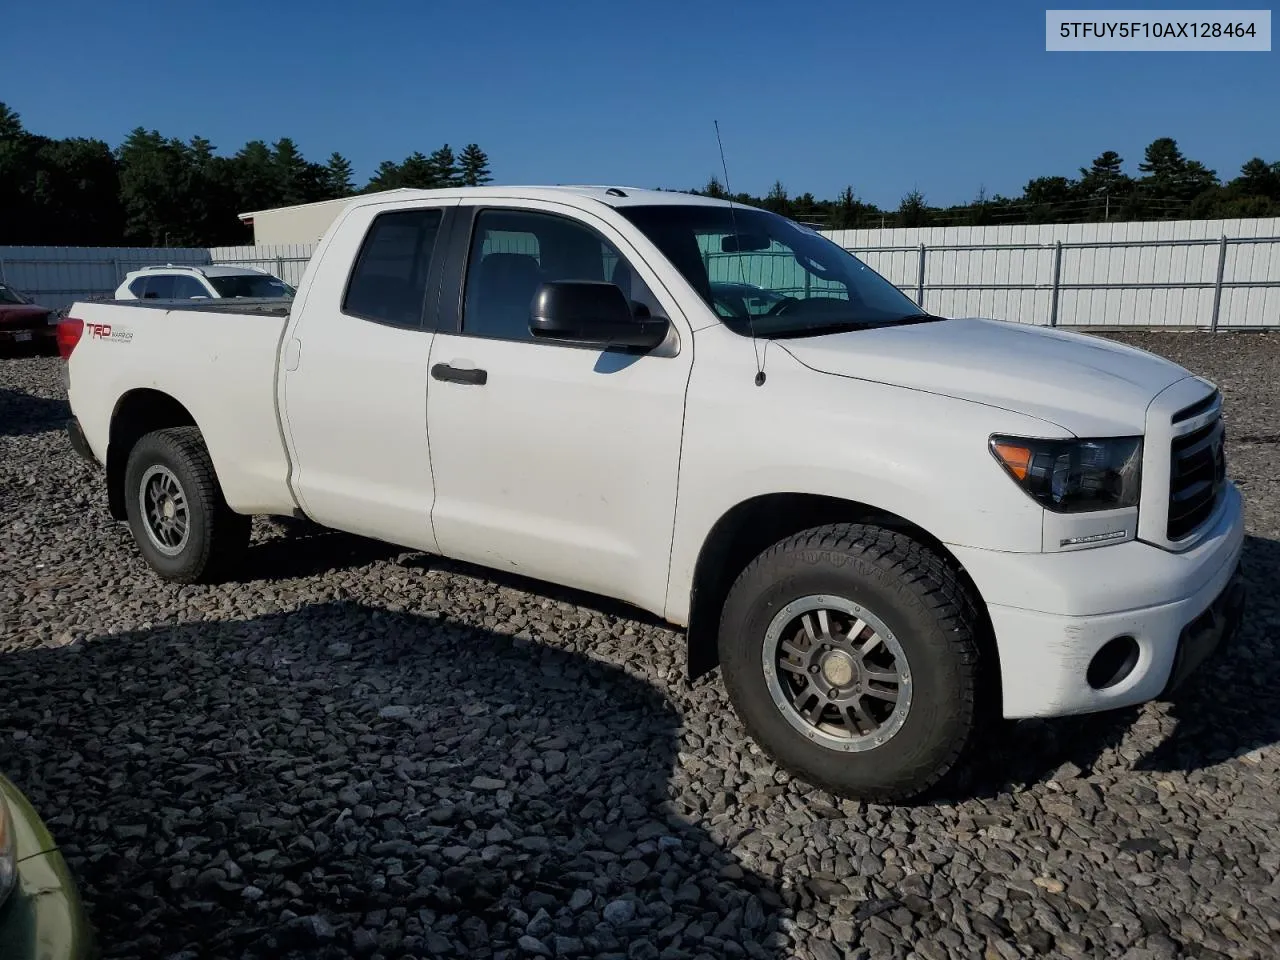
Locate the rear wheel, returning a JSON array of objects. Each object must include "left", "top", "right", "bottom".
[
  {"left": 123, "top": 427, "right": 250, "bottom": 583},
  {"left": 718, "top": 523, "right": 984, "bottom": 802}
]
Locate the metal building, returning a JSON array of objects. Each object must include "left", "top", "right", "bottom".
[{"left": 237, "top": 190, "right": 418, "bottom": 245}]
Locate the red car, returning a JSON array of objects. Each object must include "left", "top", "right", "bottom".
[{"left": 0, "top": 283, "right": 57, "bottom": 353}]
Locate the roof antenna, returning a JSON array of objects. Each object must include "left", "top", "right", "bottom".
[{"left": 715, "top": 120, "right": 766, "bottom": 387}]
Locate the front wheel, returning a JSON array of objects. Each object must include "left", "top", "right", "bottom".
[
  {"left": 718, "top": 523, "right": 985, "bottom": 802},
  {"left": 123, "top": 427, "right": 250, "bottom": 583}
]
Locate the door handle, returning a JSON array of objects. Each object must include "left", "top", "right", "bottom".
[{"left": 431, "top": 363, "right": 488, "bottom": 386}]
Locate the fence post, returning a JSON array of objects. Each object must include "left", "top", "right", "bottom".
[
  {"left": 1048, "top": 241, "right": 1063, "bottom": 327},
  {"left": 0, "top": 257, "right": 6, "bottom": 283},
  {"left": 275, "top": 255, "right": 284, "bottom": 279},
  {"left": 1210, "top": 235, "right": 1228, "bottom": 333},
  {"left": 915, "top": 243, "right": 926, "bottom": 306}
]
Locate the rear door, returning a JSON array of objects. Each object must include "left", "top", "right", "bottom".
[
  {"left": 279, "top": 199, "right": 458, "bottom": 550},
  {"left": 424, "top": 200, "right": 694, "bottom": 614}
]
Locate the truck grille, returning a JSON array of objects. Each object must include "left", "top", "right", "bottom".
[{"left": 1167, "top": 393, "right": 1226, "bottom": 541}]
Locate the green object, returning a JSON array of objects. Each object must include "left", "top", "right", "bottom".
[{"left": 0, "top": 775, "right": 96, "bottom": 960}]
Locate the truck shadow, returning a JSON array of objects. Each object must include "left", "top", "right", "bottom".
[
  {"left": 236, "top": 518, "right": 403, "bottom": 581},
  {"left": 235, "top": 531, "right": 1280, "bottom": 805},
  {"left": 0, "top": 386, "right": 68, "bottom": 437},
  {"left": 0, "top": 603, "right": 790, "bottom": 960},
  {"left": 398, "top": 553, "right": 670, "bottom": 629},
  {"left": 941, "top": 533, "right": 1280, "bottom": 800}
]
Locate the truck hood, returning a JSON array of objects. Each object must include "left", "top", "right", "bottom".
[{"left": 778, "top": 317, "right": 1192, "bottom": 436}]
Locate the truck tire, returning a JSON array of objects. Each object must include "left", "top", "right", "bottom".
[
  {"left": 718, "top": 523, "right": 983, "bottom": 802},
  {"left": 123, "top": 427, "right": 250, "bottom": 584}
]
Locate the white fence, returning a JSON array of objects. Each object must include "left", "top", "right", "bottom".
[
  {"left": 0, "top": 245, "right": 314, "bottom": 311},
  {"left": 208, "top": 244, "right": 314, "bottom": 288},
  {"left": 3, "top": 216, "right": 1279, "bottom": 327},
  {"left": 828, "top": 217, "right": 1280, "bottom": 329}
]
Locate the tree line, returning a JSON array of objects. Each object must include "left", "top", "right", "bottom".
[
  {"left": 3, "top": 100, "right": 1278, "bottom": 246},
  {"left": 0, "top": 102, "right": 491, "bottom": 247},
  {"left": 691, "top": 138, "right": 1280, "bottom": 229}
]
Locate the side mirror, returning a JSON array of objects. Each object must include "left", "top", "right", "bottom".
[{"left": 529, "top": 281, "right": 669, "bottom": 350}]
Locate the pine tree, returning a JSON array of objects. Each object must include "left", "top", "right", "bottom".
[
  {"left": 1078, "top": 150, "right": 1129, "bottom": 219},
  {"left": 366, "top": 159, "right": 405, "bottom": 192},
  {"left": 764, "top": 180, "right": 789, "bottom": 215},
  {"left": 325, "top": 152, "right": 355, "bottom": 196},
  {"left": 703, "top": 175, "right": 727, "bottom": 198},
  {"left": 230, "top": 140, "right": 279, "bottom": 213},
  {"left": 832, "top": 186, "right": 860, "bottom": 229},
  {"left": 189, "top": 136, "right": 215, "bottom": 164},
  {"left": 1234, "top": 157, "right": 1280, "bottom": 200},
  {"left": 397, "top": 152, "right": 436, "bottom": 189},
  {"left": 1138, "top": 138, "right": 1186, "bottom": 180},
  {"left": 458, "top": 143, "right": 492, "bottom": 186},
  {"left": 0, "top": 102, "right": 22, "bottom": 139},
  {"left": 426, "top": 144, "right": 458, "bottom": 187},
  {"left": 1085, "top": 150, "right": 1124, "bottom": 180},
  {"left": 273, "top": 138, "right": 312, "bottom": 205},
  {"left": 898, "top": 189, "right": 928, "bottom": 228},
  {"left": 1138, "top": 138, "right": 1216, "bottom": 207}
]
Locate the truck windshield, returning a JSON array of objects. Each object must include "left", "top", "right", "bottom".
[
  {"left": 618, "top": 204, "right": 938, "bottom": 338},
  {"left": 207, "top": 275, "right": 295, "bottom": 299}
]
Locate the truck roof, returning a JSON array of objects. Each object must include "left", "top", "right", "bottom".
[{"left": 340, "top": 185, "right": 739, "bottom": 211}]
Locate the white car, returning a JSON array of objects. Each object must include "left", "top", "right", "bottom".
[
  {"left": 113, "top": 264, "right": 295, "bottom": 301},
  {"left": 57, "top": 186, "right": 1246, "bottom": 801}
]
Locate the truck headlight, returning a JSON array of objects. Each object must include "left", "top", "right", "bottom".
[
  {"left": 990, "top": 435, "right": 1142, "bottom": 513},
  {"left": 0, "top": 795, "right": 15, "bottom": 908}
]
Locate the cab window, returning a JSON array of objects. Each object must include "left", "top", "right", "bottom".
[{"left": 461, "top": 208, "right": 659, "bottom": 343}]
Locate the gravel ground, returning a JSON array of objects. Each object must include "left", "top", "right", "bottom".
[{"left": 1, "top": 331, "right": 1278, "bottom": 960}]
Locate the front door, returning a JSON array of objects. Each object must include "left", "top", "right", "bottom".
[
  {"left": 425, "top": 201, "right": 693, "bottom": 615},
  {"left": 280, "top": 200, "right": 455, "bottom": 550}
]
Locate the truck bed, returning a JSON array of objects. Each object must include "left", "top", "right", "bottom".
[{"left": 65, "top": 299, "right": 298, "bottom": 517}]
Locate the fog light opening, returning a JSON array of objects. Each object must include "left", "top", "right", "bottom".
[{"left": 1087, "top": 635, "right": 1140, "bottom": 690}]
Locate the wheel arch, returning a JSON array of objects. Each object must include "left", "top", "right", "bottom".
[
  {"left": 106, "top": 389, "right": 199, "bottom": 520},
  {"left": 684, "top": 493, "right": 1000, "bottom": 700}
]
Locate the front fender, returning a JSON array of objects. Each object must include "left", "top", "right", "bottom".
[{"left": 664, "top": 331, "right": 1061, "bottom": 624}]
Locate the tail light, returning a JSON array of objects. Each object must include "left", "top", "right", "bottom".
[{"left": 56, "top": 318, "right": 84, "bottom": 359}]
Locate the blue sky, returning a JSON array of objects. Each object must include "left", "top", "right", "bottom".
[{"left": 3, "top": 0, "right": 1275, "bottom": 207}]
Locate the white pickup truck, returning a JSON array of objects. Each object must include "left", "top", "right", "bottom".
[{"left": 60, "top": 186, "right": 1246, "bottom": 801}]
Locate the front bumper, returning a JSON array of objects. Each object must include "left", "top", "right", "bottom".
[{"left": 952, "top": 482, "right": 1247, "bottom": 718}]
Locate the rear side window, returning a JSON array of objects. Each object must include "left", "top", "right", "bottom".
[
  {"left": 128, "top": 278, "right": 148, "bottom": 298},
  {"left": 142, "top": 275, "right": 176, "bottom": 299},
  {"left": 343, "top": 209, "right": 444, "bottom": 328}
]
